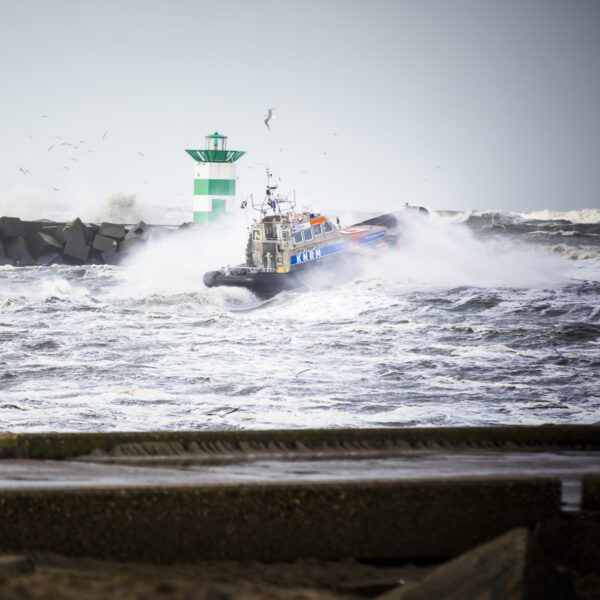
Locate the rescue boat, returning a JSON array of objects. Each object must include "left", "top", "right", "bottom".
[{"left": 203, "top": 175, "right": 427, "bottom": 297}]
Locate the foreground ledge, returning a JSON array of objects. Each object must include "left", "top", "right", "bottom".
[
  {"left": 0, "top": 477, "right": 560, "bottom": 563},
  {"left": 0, "top": 424, "right": 599, "bottom": 460}
]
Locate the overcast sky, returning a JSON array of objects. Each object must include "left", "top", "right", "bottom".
[{"left": 1, "top": 0, "right": 599, "bottom": 220}]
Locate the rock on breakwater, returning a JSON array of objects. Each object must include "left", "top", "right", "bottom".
[{"left": 0, "top": 216, "right": 182, "bottom": 266}]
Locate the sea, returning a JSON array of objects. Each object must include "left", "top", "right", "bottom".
[{"left": 1, "top": 208, "right": 599, "bottom": 432}]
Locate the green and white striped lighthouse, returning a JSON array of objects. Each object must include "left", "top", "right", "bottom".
[{"left": 185, "top": 132, "right": 245, "bottom": 223}]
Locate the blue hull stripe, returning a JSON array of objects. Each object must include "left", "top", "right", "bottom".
[{"left": 290, "top": 230, "right": 386, "bottom": 266}]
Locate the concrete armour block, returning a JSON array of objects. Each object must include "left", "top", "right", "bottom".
[
  {"left": 36, "top": 252, "right": 62, "bottom": 266},
  {"left": 63, "top": 238, "right": 90, "bottom": 262},
  {"left": 126, "top": 221, "right": 149, "bottom": 239},
  {"left": 15, "top": 255, "right": 38, "bottom": 267},
  {"left": 102, "top": 251, "right": 121, "bottom": 265},
  {"left": 378, "top": 528, "right": 573, "bottom": 600},
  {"left": 28, "top": 231, "right": 63, "bottom": 258},
  {"left": 23, "top": 222, "right": 45, "bottom": 240},
  {"left": 58, "top": 218, "right": 93, "bottom": 245},
  {"left": 100, "top": 222, "right": 126, "bottom": 240},
  {"left": 119, "top": 236, "right": 145, "bottom": 254},
  {"left": 92, "top": 234, "right": 119, "bottom": 253},
  {"left": 4, "top": 237, "right": 33, "bottom": 261},
  {"left": 0, "top": 217, "right": 26, "bottom": 238}
]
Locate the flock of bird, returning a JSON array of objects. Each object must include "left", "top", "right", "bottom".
[
  {"left": 17, "top": 109, "right": 440, "bottom": 194},
  {"left": 17, "top": 116, "right": 148, "bottom": 189}
]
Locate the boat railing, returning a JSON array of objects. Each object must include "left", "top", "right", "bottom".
[{"left": 220, "top": 265, "right": 277, "bottom": 275}]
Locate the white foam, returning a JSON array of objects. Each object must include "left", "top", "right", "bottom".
[
  {"left": 515, "top": 208, "right": 600, "bottom": 224},
  {"left": 366, "top": 212, "right": 569, "bottom": 288},
  {"left": 113, "top": 213, "right": 252, "bottom": 302}
]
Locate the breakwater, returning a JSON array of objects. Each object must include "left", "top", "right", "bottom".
[{"left": 0, "top": 216, "right": 182, "bottom": 266}]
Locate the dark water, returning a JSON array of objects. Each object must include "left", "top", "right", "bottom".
[{"left": 1, "top": 210, "right": 599, "bottom": 431}]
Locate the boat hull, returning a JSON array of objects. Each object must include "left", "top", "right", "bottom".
[{"left": 203, "top": 245, "right": 390, "bottom": 297}]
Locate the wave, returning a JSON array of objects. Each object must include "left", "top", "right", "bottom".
[
  {"left": 436, "top": 208, "right": 600, "bottom": 226},
  {"left": 516, "top": 208, "right": 600, "bottom": 224}
]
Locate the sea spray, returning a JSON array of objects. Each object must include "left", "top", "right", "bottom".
[
  {"left": 366, "top": 212, "right": 569, "bottom": 288},
  {"left": 115, "top": 212, "right": 254, "bottom": 302}
]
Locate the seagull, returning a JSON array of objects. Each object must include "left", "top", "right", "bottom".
[
  {"left": 24, "top": 134, "right": 33, "bottom": 140},
  {"left": 332, "top": 132, "right": 339, "bottom": 136},
  {"left": 59, "top": 142, "right": 73, "bottom": 147},
  {"left": 78, "top": 140, "right": 86, "bottom": 144},
  {"left": 18, "top": 167, "right": 29, "bottom": 175},
  {"left": 40, "top": 115, "right": 50, "bottom": 119},
  {"left": 264, "top": 107, "right": 276, "bottom": 129},
  {"left": 294, "top": 368, "right": 311, "bottom": 377},
  {"left": 138, "top": 152, "right": 144, "bottom": 158},
  {"left": 68, "top": 158, "right": 78, "bottom": 162},
  {"left": 206, "top": 406, "right": 241, "bottom": 417},
  {"left": 102, "top": 130, "right": 108, "bottom": 141},
  {"left": 53, "top": 188, "right": 60, "bottom": 192},
  {"left": 322, "top": 152, "right": 328, "bottom": 156},
  {"left": 60, "top": 166, "right": 70, "bottom": 171},
  {"left": 299, "top": 170, "right": 308, "bottom": 175},
  {"left": 47, "top": 144, "right": 55, "bottom": 153}
]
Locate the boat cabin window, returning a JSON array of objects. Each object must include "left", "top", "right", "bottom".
[
  {"left": 252, "top": 230, "right": 261, "bottom": 241},
  {"left": 323, "top": 221, "right": 333, "bottom": 233},
  {"left": 293, "top": 231, "right": 303, "bottom": 245},
  {"left": 282, "top": 231, "right": 289, "bottom": 241},
  {"left": 264, "top": 223, "right": 277, "bottom": 240},
  {"left": 303, "top": 228, "right": 313, "bottom": 242},
  {"left": 313, "top": 223, "right": 322, "bottom": 236}
]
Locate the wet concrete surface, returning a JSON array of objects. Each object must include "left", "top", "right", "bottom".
[{"left": 1, "top": 450, "right": 598, "bottom": 509}]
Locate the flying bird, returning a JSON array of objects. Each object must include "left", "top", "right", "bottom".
[
  {"left": 138, "top": 152, "right": 144, "bottom": 158},
  {"left": 24, "top": 135, "right": 33, "bottom": 140},
  {"left": 53, "top": 188, "right": 60, "bottom": 192},
  {"left": 102, "top": 130, "right": 108, "bottom": 141},
  {"left": 47, "top": 145, "right": 55, "bottom": 153},
  {"left": 68, "top": 158, "right": 78, "bottom": 162},
  {"left": 59, "top": 142, "right": 73, "bottom": 147},
  {"left": 18, "top": 167, "right": 29, "bottom": 175},
  {"left": 294, "top": 368, "right": 311, "bottom": 377},
  {"left": 264, "top": 107, "right": 276, "bottom": 129},
  {"left": 60, "top": 166, "right": 70, "bottom": 171},
  {"left": 40, "top": 115, "right": 50, "bottom": 119}
]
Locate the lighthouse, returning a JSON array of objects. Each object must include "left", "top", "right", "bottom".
[{"left": 185, "top": 132, "right": 246, "bottom": 223}]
